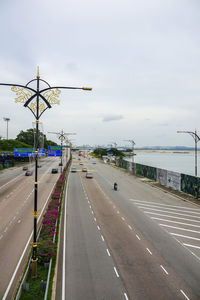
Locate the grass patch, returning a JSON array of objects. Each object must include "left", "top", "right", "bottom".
[{"left": 20, "top": 263, "right": 48, "bottom": 300}]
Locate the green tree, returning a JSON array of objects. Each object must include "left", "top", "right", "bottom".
[
  {"left": 93, "top": 147, "right": 124, "bottom": 158},
  {"left": 16, "top": 128, "right": 57, "bottom": 149},
  {"left": 0, "top": 139, "right": 32, "bottom": 151}
]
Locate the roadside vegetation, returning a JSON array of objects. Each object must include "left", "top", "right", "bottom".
[
  {"left": 93, "top": 147, "right": 125, "bottom": 159},
  {"left": 18, "top": 159, "right": 71, "bottom": 299},
  {"left": 0, "top": 128, "right": 57, "bottom": 152}
]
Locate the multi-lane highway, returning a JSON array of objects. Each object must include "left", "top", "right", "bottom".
[
  {"left": 0, "top": 157, "right": 61, "bottom": 299},
  {"left": 56, "top": 155, "right": 200, "bottom": 300}
]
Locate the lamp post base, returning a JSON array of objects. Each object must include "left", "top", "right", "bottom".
[{"left": 31, "top": 258, "right": 38, "bottom": 279}]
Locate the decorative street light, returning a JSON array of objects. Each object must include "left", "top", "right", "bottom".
[
  {"left": 0, "top": 68, "right": 92, "bottom": 277},
  {"left": 124, "top": 139, "right": 136, "bottom": 163},
  {"left": 48, "top": 130, "right": 76, "bottom": 172},
  {"left": 3, "top": 117, "right": 10, "bottom": 139},
  {"left": 177, "top": 129, "right": 200, "bottom": 199}
]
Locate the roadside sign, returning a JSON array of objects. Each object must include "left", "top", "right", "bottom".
[
  {"left": 14, "top": 148, "right": 46, "bottom": 157},
  {"left": 48, "top": 146, "right": 62, "bottom": 157}
]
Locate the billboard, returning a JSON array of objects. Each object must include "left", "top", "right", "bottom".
[{"left": 48, "top": 146, "right": 62, "bottom": 157}]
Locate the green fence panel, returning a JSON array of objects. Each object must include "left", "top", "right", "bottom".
[
  {"left": 181, "top": 174, "right": 200, "bottom": 196},
  {"left": 136, "top": 163, "right": 157, "bottom": 180}
]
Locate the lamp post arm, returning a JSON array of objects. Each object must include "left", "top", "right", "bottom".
[
  {"left": 0, "top": 83, "right": 36, "bottom": 93},
  {"left": 40, "top": 86, "right": 92, "bottom": 93}
]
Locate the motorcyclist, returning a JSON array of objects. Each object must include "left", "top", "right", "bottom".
[{"left": 114, "top": 182, "right": 118, "bottom": 190}]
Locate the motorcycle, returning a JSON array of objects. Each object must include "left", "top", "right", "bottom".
[{"left": 114, "top": 183, "right": 118, "bottom": 191}]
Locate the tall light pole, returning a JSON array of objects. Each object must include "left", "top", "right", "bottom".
[
  {"left": 0, "top": 67, "right": 92, "bottom": 277},
  {"left": 3, "top": 117, "right": 10, "bottom": 139},
  {"left": 177, "top": 129, "right": 200, "bottom": 199},
  {"left": 48, "top": 130, "right": 76, "bottom": 172},
  {"left": 125, "top": 139, "right": 136, "bottom": 163}
]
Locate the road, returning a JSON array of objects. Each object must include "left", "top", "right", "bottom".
[
  {"left": 56, "top": 155, "right": 200, "bottom": 300},
  {"left": 0, "top": 157, "right": 61, "bottom": 299}
]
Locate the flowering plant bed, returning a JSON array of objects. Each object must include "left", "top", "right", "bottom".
[{"left": 18, "top": 159, "right": 71, "bottom": 299}]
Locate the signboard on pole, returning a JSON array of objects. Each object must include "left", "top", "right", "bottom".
[
  {"left": 14, "top": 148, "right": 46, "bottom": 157},
  {"left": 48, "top": 146, "right": 62, "bottom": 157}
]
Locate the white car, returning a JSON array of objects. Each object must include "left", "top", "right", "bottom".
[{"left": 86, "top": 172, "right": 93, "bottom": 178}]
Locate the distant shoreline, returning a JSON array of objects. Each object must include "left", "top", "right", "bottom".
[{"left": 134, "top": 150, "right": 198, "bottom": 154}]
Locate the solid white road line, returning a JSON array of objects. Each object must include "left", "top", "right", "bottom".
[
  {"left": 138, "top": 205, "right": 200, "bottom": 215},
  {"left": 160, "top": 224, "right": 200, "bottom": 234},
  {"left": 170, "top": 233, "right": 200, "bottom": 241},
  {"left": 151, "top": 217, "right": 200, "bottom": 228},
  {"left": 62, "top": 174, "right": 70, "bottom": 300},
  {"left": 180, "top": 289, "right": 190, "bottom": 300},
  {"left": 145, "top": 211, "right": 200, "bottom": 223},
  {"left": 145, "top": 209, "right": 200, "bottom": 219},
  {"left": 183, "top": 243, "right": 200, "bottom": 250},
  {"left": 133, "top": 200, "right": 199, "bottom": 210},
  {"left": 124, "top": 292, "right": 129, "bottom": 300},
  {"left": 2, "top": 181, "right": 56, "bottom": 300},
  {"left": 0, "top": 173, "right": 23, "bottom": 191}
]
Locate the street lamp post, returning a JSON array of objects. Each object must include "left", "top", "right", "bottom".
[
  {"left": 125, "top": 139, "right": 136, "bottom": 163},
  {"left": 3, "top": 117, "right": 10, "bottom": 139},
  {"left": 177, "top": 129, "right": 200, "bottom": 199},
  {"left": 48, "top": 130, "right": 76, "bottom": 173},
  {"left": 0, "top": 68, "right": 92, "bottom": 277}
]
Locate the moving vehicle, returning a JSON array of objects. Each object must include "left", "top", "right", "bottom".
[
  {"left": 114, "top": 182, "right": 118, "bottom": 191},
  {"left": 51, "top": 168, "right": 58, "bottom": 174},
  {"left": 86, "top": 172, "right": 93, "bottom": 178},
  {"left": 25, "top": 170, "right": 33, "bottom": 176},
  {"left": 22, "top": 167, "right": 28, "bottom": 171},
  {"left": 82, "top": 167, "right": 87, "bottom": 172},
  {"left": 71, "top": 167, "right": 77, "bottom": 173}
]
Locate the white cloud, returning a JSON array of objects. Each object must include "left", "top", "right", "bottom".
[{"left": 0, "top": 0, "right": 200, "bottom": 146}]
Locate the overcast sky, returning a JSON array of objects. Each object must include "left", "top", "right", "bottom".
[{"left": 0, "top": 0, "right": 200, "bottom": 147}]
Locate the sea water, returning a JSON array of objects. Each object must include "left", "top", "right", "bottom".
[{"left": 125, "top": 151, "right": 200, "bottom": 177}]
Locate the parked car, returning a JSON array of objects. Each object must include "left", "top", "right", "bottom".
[
  {"left": 82, "top": 167, "right": 87, "bottom": 172},
  {"left": 51, "top": 168, "right": 58, "bottom": 174},
  {"left": 86, "top": 172, "right": 93, "bottom": 178},
  {"left": 25, "top": 170, "right": 32, "bottom": 176},
  {"left": 22, "top": 167, "right": 28, "bottom": 171},
  {"left": 71, "top": 167, "right": 77, "bottom": 173}
]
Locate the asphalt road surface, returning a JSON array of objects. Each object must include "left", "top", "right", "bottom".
[
  {"left": 56, "top": 155, "right": 200, "bottom": 300},
  {"left": 0, "top": 157, "right": 61, "bottom": 299}
]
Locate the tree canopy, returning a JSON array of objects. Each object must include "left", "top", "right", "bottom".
[
  {"left": 93, "top": 147, "right": 125, "bottom": 158},
  {"left": 0, "top": 139, "right": 32, "bottom": 151},
  {"left": 16, "top": 129, "right": 57, "bottom": 149}
]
